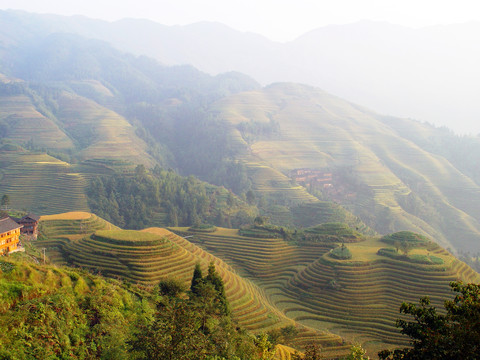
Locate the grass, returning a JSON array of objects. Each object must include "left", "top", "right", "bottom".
[{"left": 93, "top": 230, "right": 164, "bottom": 245}]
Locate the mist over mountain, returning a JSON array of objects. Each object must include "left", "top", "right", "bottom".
[
  {"left": 2, "top": 10, "right": 479, "bottom": 134},
  {"left": 2, "top": 9, "right": 480, "bottom": 358},
  {"left": 1, "top": 19, "right": 480, "bottom": 254}
]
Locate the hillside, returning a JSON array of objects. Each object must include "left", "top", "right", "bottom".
[
  {"left": 33, "top": 212, "right": 480, "bottom": 357},
  {"left": 2, "top": 20, "right": 480, "bottom": 254},
  {"left": 210, "top": 83, "right": 480, "bottom": 253},
  {"left": 1, "top": 11, "right": 479, "bottom": 134},
  {"left": 173, "top": 226, "right": 480, "bottom": 355},
  {"left": 0, "top": 255, "right": 149, "bottom": 358},
  {"left": 36, "top": 212, "right": 350, "bottom": 358},
  {"left": 0, "top": 253, "right": 295, "bottom": 359}
]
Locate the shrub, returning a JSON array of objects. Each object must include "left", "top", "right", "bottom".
[
  {"left": 377, "top": 248, "right": 444, "bottom": 265},
  {"left": 330, "top": 245, "right": 352, "bottom": 260}
]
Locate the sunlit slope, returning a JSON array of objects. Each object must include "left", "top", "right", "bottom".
[
  {"left": 0, "top": 78, "right": 73, "bottom": 150},
  {"left": 55, "top": 92, "right": 154, "bottom": 166},
  {"left": 177, "top": 227, "right": 480, "bottom": 356},
  {"left": 212, "top": 83, "right": 480, "bottom": 251},
  {"left": 281, "top": 237, "right": 480, "bottom": 353},
  {"left": 0, "top": 151, "right": 89, "bottom": 214},
  {"left": 37, "top": 213, "right": 349, "bottom": 357}
]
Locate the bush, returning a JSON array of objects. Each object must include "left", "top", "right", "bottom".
[
  {"left": 330, "top": 245, "right": 352, "bottom": 260},
  {"left": 377, "top": 248, "right": 444, "bottom": 265},
  {"left": 381, "top": 231, "right": 429, "bottom": 246}
]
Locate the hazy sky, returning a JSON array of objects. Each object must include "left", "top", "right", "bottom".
[{"left": 1, "top": 0, "right": 479, "bottom": 41}]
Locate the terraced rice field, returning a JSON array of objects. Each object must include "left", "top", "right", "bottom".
[
  {"left": 291, "top": 202, "right": 376, "bottom": 236},
  {"left": 176, "top": 226, "right": 480, "bottom": 357},
  {"left": 39, "top": 213, "right": 480, "bottom": 357},
  {"left": 245, "top": 162, "right": 318, "bottom": 205},
  {"left": 56, "top": 92, "right": 154, "bottom": 166},
  {"left": 212, "top": 83, "right": 480, "bottom": 253},
  {"left": 38, "top": 213, "right": 348, "bottom": 357},
  {"left": 0, "top": 152, "right": 89, "bottom": 214},
  {"left": 0, "top": 93, "right": 74, "bottom": 150}
]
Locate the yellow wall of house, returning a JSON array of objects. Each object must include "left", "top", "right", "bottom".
[{"left": 0, "top": 228, "right": 20, "bottom": 254}]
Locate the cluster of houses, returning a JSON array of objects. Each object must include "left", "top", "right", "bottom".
[
  {"left": 0, "top": 214, "right": 39, "bottom": 255},
  {"left": 290, "top": 168, "right": 333, "bottom": 188}
]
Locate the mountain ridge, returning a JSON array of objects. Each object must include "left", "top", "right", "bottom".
[{"left": 2, "top": 10, "right": 479, "bottom": 133}]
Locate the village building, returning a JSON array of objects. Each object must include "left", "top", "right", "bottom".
[
  {"left": 14, "top": 214, "right": 40, "bottom": 237},
  {"left": 0, "top": 216, "right": 23, "bottom": 255}
]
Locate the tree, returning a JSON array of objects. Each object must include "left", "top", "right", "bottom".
[
  {"left": 159, "top": 278, "right": 186, "bottom": 297},
  {"left": 190, "top": 263, "right": 204, "bottom": 295},
  {"left": 246, "top": 190, "right": 256, "bottom": 205},
  {"left": 205, "top": 262, "right": 230, "bottom": 316},
  {"left": 378, "top": 281, "right": 480, "bottom": 359},
  {"left": 344, "top": 344, "right": 369, "bottom": 360},
  {"left": 1, "top": 194, "right": 10, "bottom": 209},
  {"left": 254, "top": 333, "right": 276, "bottom": 360},
  {"left": 291, "top": 343, "right": 322, "bottom": 360},
  {"left": 254, "top": 216, "right": 268, "bottom": 226},
  {"left": 399, "top": 240, "right": 413, "bottom": 256}
]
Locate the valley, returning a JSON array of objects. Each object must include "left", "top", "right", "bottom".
[{"left": 1, "top": 11, "right": 480, "bottom": 358}]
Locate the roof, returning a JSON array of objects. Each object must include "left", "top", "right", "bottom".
[
  {"left": 21, "top": 214, "right": 40, "bottom": 222},
  {"left": 0, "top": 217, "right": 23, "bottom": 234}
]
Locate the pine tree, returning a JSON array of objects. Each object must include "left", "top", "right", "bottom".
[
  {"left": 190, "top": 263, "right": 204, "bottom": 295},
  {"left": 205, "top": 262, "right": 230, "bottom": 316}
]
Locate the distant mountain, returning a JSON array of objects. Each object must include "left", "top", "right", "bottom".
[
  {"left": 1, "top": 10, "right": 479, "bottom": 134},
  {"left": 207, "top": 83, "right": 480, "bottom": 252},
  {"left": 1, "top": 17, "right": 480, "bottom": 254}
]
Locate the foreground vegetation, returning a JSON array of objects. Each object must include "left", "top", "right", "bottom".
[
  {"left": 0, "top": 256, "right": 275, "bottom": 360},
  {"left": 378, "top": 281, "right": 480, "bottom": 360},
  {"left": 87, "top": 165, "right": 257, "bottom": 229}
]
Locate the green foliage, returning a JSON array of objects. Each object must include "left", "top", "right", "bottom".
[
  {"left": 292, "top": 343, "right": 322, "bottom": 360},
  {"left": 380, "top": 231, "right": 429, "bottom": 247},
  {"left": 191, "top": 262, "right": 230, "bottom": 317},
  {"left": 0, "top": 262, "right": 143, "bottom": 359},
  {"left": 133, "top": 266, "right": 263, "bottom": 360},
  {"left": 330, "top": 244, "right": 352, "bottom": 260},
  {"left": 267, "top": 325, "right": 298, "bottom": 345},
  {"left": 0, "top": 258, "right": 268, "bottom": 360},
  {"left": 158, "top": 278, "right": 186, "bottom": 297},
  {"left": 343, "top": 344, "right": 370, "bottom": 360},
  {"left": 191, "top": 263, "right": 204, "bottom": 295},
  {"left": 303, "top": 222, "right": 364, "bottom": 243},
  {"left": 377, "top": 248, "right": 444, "bottom": 265},
  {"left": 237, "top": 119, "right": 280, "bottom": 144},
  {"left": 253, "top": 333, "right": 276, "bottom": 360},
  {"left": 378, "top": 281, "right": 480, "bottom": 360},
  {"left": 1, "top": 194, "right": 9, "bottom": 207},
  {"left": 87, "top": 169, "right": 256, "bottom": 229}
]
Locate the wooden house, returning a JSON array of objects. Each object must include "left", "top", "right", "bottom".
[
  {"left": 0, "top": 217, "right": 23, "bottom": 255},
  {"left": 15, "top": 214, "right": 40, "bottom": 237}
]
